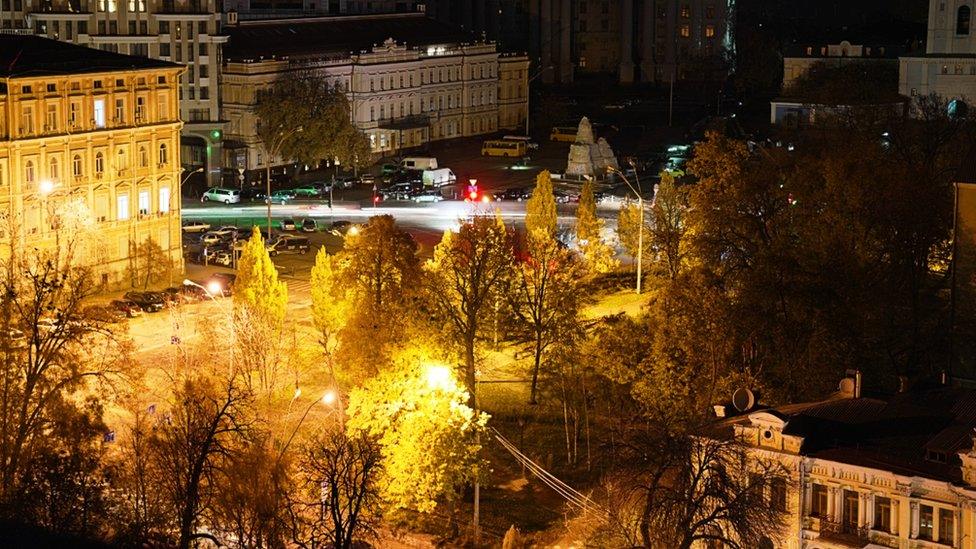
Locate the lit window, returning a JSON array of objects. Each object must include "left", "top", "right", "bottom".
[
  {"left": 45, "top": 104, "right": 57, "bottom": 131},
  {"left": 705, "top": 25, "right": 716, "bottom": 38},
  {"left": 117, "top": 194, "right": 129, "bottom": 220},
  {"left": 159, "top": 187, "right": 170, "bottom": 213},
  {"left": 919, "top": 505, "right": 934, "bottom": 540},
  {"left": 115, "top": 98, "right": 125, "bottom": 124},
  {"left": 680, "top": 25, "right": 690, "bottom": 38},
  {"left": 138, "top": 190, "right": 150, "bottom": 215},
  {"left": 48, "top": 156, "right": 59, "bottom": 181},
  {"left": 95, "top": 152, "right": 104, "bottom": 174},
  {"left": 24, "top": 160, "right": 35, "bottom": 183},
  {"left": 93, "top": 99, "right": 106, "bottom": 128},
  {"left": 72, "top": 155, "right": 83, "bottom": 177},
  {"left": 680, "top": 5, "right": 690, "bottom": 17}
]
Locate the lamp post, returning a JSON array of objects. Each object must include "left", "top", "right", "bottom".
[
  {"left": 183, "top": 278, "right": 218, "bottom": 300},
  {"left": 172, "top": 167, "right": 205, "bottom": 284},
  {"left": 262, "top": 126, "right": 303, "bottom": 241},
  {"left": 276, "top": 389, "right": 340, "bottom": 467},
  {"left": 607, "top": 163, "right": 644, "bottom": 294}
]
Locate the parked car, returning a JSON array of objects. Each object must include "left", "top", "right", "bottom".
[
  {"left": 412, "top": 189, "right": 444, "bottom": 203},
  {"left": 267, "top": 235, "right": 310, "bottom": 256},
  {"left": 292, "top": 184, "right": 325, "bottom": 197},
  {"left": 301, "top": 218, "right": 317, "bottom": 232},
  {"left": 266, "top": 190, "right": 295, "bottom": 204},
  {"left": 182, "top": 220, "right": 211, "bottom": 233},
  {"left": 329, "top": 220, "right": 359, "bottom": 237},
  {"left": 1, "top": 327, "right": 26, "bottom": 348},
  {"left": 202, "top": 188, "right": 242, "bottom": 204},
  {"left": 336, "top": 176, "right": 357, "bottom": 189},
  {"left": 212, "top": 249, "right": 235, "bottom": 267},
  {"left": 84, "top": 304, "right": 127, "bottom": 324},
  {"left": 199, "top": 232, "right": 225, "bottom": 246},
  {"left": 111, "top": 299, "right": 144, "bottom": 318},
  {"left": 211, "top": 225, "right": 239, "bottom": 236},
  {"left": 180, "top": 283, "right": 210, "bottom": 301},
  {"left": 280, "top": 218, "right": 297, "bottom": 231},
  {"left": 123, "top": 291, "right": 164, "bottom": 313},
  {"left": 36, "top": 317, "right": 60, "bottom": 333},
  {"left": 494, "top": 187, "right": 531, "bottom": 201},
  {"left": 381, "top": 183, "right": 416, "bottom": 201},
  {"left": 554, "top": 190, "right": 580, "bottom": 204}
]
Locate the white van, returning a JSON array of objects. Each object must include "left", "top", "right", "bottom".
[
  {"left": 202, "top": 188, "right": 241, "bottom": 204},
  {"left": 422, "top": 168, "right": 456, "bottom": 187},
  {"left": 400, "top": 157, "right": 438, "bottom": 171}
]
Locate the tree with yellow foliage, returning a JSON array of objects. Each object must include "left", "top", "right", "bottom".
[
  {"left": 425, "top": 216, "right": 513, "bottom": 402},
  {"left": 525, "top": 170, "right": 557, "bottom": 238},
  {"left": 575, "top": 178, "right": 617, "bottom": 274},
  {"left": 346, "top": 358, "right": 487, "bottom": 515},
  {"left": 233, "top": 226, "right": 288, "bottom": 395}
]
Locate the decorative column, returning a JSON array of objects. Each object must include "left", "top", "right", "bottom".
[
  {"left": 619, "top": 0, "right": 635, "bottom": 83},
  {"left": 828, "top": 487, "right": 837, "bottom": 521},
  {"left": 910, "top": 501, "right": 919, "bottom": 539},
  {"left": 891, "top": 498, "right": 899, "bottom": 536},
  {"left": 864, "top": 493, "right": 873, "bottom": 529}
]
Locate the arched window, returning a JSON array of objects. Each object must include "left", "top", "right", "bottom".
[
  {"left": 24, "top": 160, "right": 35, "bottom": 183},
  {"left": 138, "top": 145, "right": 148, "bottom": 167},
  {"left": 959, "top": 5, "right": 971, "bottom": 35},
  {"left": 116, "top": 148, "right": 126, "bottom": 169},
  {"left": 95, "top": 152, "right": 104, "bottom": 174},
  {"left": 48, "top": 157, "right": 59, "bottom": 181},
  {"left": 158, "top": 143, "right": 168, "bottom": 165},
  {"left": 72, "top": 154, "right": 82, "bottom": 177}
]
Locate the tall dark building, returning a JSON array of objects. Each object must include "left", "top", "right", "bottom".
[{"left": 423, "top": 0, "right": 731, "bottom": 84}]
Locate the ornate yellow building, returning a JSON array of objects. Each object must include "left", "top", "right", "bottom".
[
  {"left": 715, "top": 376, "right": 976, "bottom": 549},
  {"left": 0, "top": 34, "right": 184, "bottom": 289}
]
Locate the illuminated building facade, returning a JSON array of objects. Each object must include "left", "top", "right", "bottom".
[{"left": 0, "top": 35, "right": 184, "bottom": 288}]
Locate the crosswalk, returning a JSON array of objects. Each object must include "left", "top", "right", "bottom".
[{"left": 282, "top": 277, "right": 312, "bottom": 295}]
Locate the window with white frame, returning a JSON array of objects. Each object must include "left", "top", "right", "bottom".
[
  {"left": 159, "top": 187, "right": 170, "bottom": 213},
  {"left": 138, "top": 190, "right": 150, "bottom": 215},
  {"left": 117, "top": 194, "right": 129, "bottom": 220}
]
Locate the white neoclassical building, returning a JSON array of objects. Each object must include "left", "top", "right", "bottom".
[
  {"left": 712, "top": 376, "right": 976, "bottom": 549},
  {"left": 220, "top": 12, "right": 529, "bottom": 180},
  {"left": 900, "top": 0, "right": 976, "bottom": 110}
]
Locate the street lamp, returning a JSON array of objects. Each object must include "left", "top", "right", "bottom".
[
  {"left": 263, "top": 125, "right": 304, "bottom": 241},
  {"left": 607, "top": 162, "right": 645, "bottom": 294},
  {"left": 183, "top": 278, "right": 217, "bottom": 300},
  {"left": 277, "top": 390, "right": 341, "bottom": 466}
]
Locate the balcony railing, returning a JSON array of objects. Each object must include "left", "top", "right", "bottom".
[{"left": 817, "top": 519, "right": 870, "bottom": 547}]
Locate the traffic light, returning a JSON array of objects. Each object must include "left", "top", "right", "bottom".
[{"left": 210, "top": 129, "right": 222, "bottom": 140}]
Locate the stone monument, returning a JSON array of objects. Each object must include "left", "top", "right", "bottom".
[{"left": 565, "top": 117, "right": 619, "bottom": 178}]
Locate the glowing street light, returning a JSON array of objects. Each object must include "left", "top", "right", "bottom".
[
  {"left": 425, "top": 363, "right": 453, "bottom": 391},
  {"left": 183, "top": 279, "right": 217, "bottom": 300},
  {"left": 322, "top": 389, "right": 337, "bottom": 406},
  {"left": 38, "top": 179, "right": 56, "bottom": 196}
]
